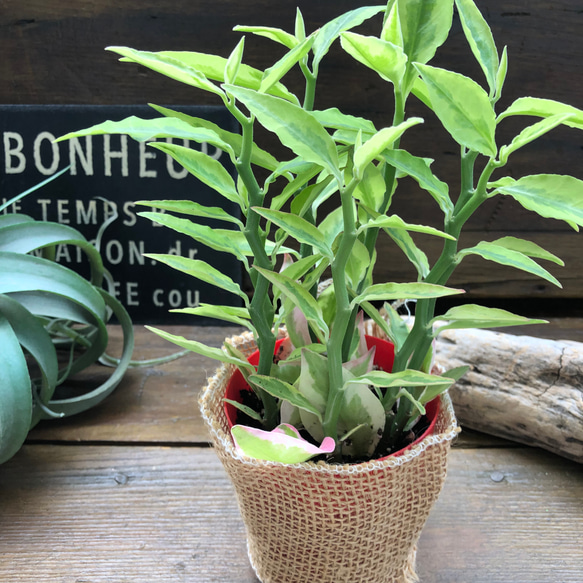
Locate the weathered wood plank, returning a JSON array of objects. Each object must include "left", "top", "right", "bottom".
[
  {"left": 29, "top": 321, "right": 583, "bottom": 446},
  {"left": 374, "top": 230, "right": 583, "bottom": 299},
  {"left": 436, "top": 328, "right": 583, "bottom": 463},
  {"left": 2, "top": 1, "right": 582, "bottom": 298},
  {"left": 0, "top": 445, "right": 581, "bottom": 582},
  {"left": 28, "top": 325, "right": 243, "bottom": 444},
  {"left": 418, "top": 447, "right": 583, "bottom": 583},
  {"left": 0, "top": 446, "right": 254, "bottom": 582}
]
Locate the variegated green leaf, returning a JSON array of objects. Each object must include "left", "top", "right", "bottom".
[
  {"left": 252, "top": 207, "right": 333, "bottom": 258},
  {"left": 414, "top": 63, "right": 497, "bottom": 157},
  {"left": 312, "top": 108, "right": 377, "bottom": 134},
  {"left": 135, "top": 199, "right": 243, "bottom": 228},
  {"left": 432, "top": 304, "right": 547, "bottom": 333},
  {"left": 340, "top": 32, "right": 407, "bottom": 86},
  {"left": 497, "top": 97, "right": 583, "bottom": 131},
  {"left": 398, "top": 0, "right": 455, "bottom": 91},
  {"left": 112, "top": 46, "right": 299, "bottom": 104},
  {"left": 233, "top": 25, "right": 298, "bottom": 49},
  {"left": 352, "top": 282, "right": 464, "bottom": 306},
  {"left": 352, "top": 161, "right": 386, "bottom": 212},
  {"left": 457, "top": 241, "right": 561, "bottom": 287},
  {"left": 57, "top": 116, "right": 233, "bottom": 157},
  {"left": 145, "top": 254, "right": 248, "bottom": 302},
  {"left": 145, "top": 326, "right": 254, "bottom": 373},
  {"left": 353, "top": 118, "right": 424, "bottom": 179},
  {"left": 110, "top": 46, "right": 225, "bottom": 96},
  {"left": 224, "top": 85, "right": 341, "bottom": 181},
  {"left": 253, "top": 266, "right": 329, "bottom": 341},
  {"left": 360, "top": 214, "right": 455, "bottom": 240},
  {"left": 260, "top": 35, "right": 315, "bottom": 94},
  {"left": 382, "top": 149, "right": 453, "bottom": 218},
  {"left": 312, "top": 5, "right": 386, "bottom": 68},
  {"left": 138, "top": 212, "right": 249, "bottom": 266},
  {"left": 149, "top": 103, "right": 280, "bottom": 171},
  {"left": 346, "top": 369, "right": 454, "bottom": 389},
  {"left": 172, "top": 304, "right": 252, "bottom": 330},
  {"left": 499, "top": 114, "right": 574, "bottom": 164},
  {"left": 149, "top": 142, "right": 241, "bottom": 206},
  {"left": 383, "top": 226, "right": 430, "bottom": 278},
  {"left": 455, "top": 0, "right": 499, "bottom": 95},
  {"left": 491, "top": 174, "right": 583, "bottom": 230},
  {"left": 248, "top": 375, "right": 323, "bottom": 420},
  {"left": 488, "top": 236, "right": 564, "bottom": 266},
  {"left": 225, "top": 38, "right": 245, "bottom": 85}
]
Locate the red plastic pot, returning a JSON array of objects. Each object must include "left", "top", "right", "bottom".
[{"left": 224, "top": 335, "right": 440, "bottom": 459}]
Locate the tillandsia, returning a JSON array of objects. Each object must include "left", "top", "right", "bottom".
[
  {"left": 59, "top": 0, "right": 583, "bottom": 463},
  {"left": 0, "top": 169, "right": 135, "bottom": 464}
]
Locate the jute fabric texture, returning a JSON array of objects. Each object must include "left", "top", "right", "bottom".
[{"left": 199, "top": 329, "right": 459, "bottom": 583}]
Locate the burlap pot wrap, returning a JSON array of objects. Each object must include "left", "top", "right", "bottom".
[{"left": 199, "top": 330, "right": 459, "bottom": 583}]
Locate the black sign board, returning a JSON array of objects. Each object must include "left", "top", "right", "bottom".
[{"left": 0, "top": 104, "right": 242, "bottom": 324}]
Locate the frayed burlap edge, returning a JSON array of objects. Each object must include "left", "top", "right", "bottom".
[{"left": 199, "top": 329, "right": 459, "bottom": 583}]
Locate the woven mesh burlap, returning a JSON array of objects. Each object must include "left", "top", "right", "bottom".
[{"left": 199, "top": 330, "right": 459, "bottom": 583}]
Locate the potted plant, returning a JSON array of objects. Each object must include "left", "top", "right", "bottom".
[
  {"left": 0, "top": 169, "right": 135, "bottom": 464},
  {"left": 59, "top": 0, "right": 583, "bottom": 580}
]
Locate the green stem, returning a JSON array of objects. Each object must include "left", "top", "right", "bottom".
[
  {"left": 393, "top": 157, "right": 499, "bottom": 374},
  {"left": 363, "top": 88, "right": 406, "bottom": 261},
  {"left": 301, "top": 62, "right": 317, "bottom": 111},
  {"left": 236, "top": 116, "right": 278, "bottom": 427},
  {"left": 322, "top": 179, "right": 359, "bottom": 444}
]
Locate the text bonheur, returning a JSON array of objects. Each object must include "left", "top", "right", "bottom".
[{"left": 2, "top": 132, "right": 222, "bottom": 177}]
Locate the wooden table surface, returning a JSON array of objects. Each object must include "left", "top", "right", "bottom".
[{"left": 1, "top": 322, "right": 582, "bottom": 582}]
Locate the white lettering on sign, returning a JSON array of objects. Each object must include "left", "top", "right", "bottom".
[
  {"left": 1, "top": 131, "right": 223, "bottom": 177},
  {"left": 0, "top": 197, "right": 22, "bottom": 213},
  {"left": 122, "top": 202, "right": 137, "bottom": 227},
  {"left": 152, "top": 288, "right": 200, "bottom": 308},
  {"left": 3, "top": 132, "right": 26, "bottom": 174},
  {"left": 126, "top": 281, "right": 140, "bottom": 306},
  {"left": 33, "top": 131, "right": 60, "bottom": 175},
  {"left": 104, "top": 134, "right": 129, "bottom": 177},
  {"left": 139, "top": 141, "right": 157, "bottom": 178},
  {"left": 57, "top": 199, "right": 70, "bottom": 224},
  {"left": 69, "top": 136, "right": 94, "bottom": 176},
  {"left": 76, "top": 199, "right": 98, "bottom": 225}
]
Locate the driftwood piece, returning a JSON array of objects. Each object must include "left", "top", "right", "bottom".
[{"left": 436, "top": 328, "right": 583, "bottom": 463}]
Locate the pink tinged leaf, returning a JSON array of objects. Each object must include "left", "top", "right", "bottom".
[
  {"left": 274, "top": 423, "right": 302, "bottom": 438},
  {"left": 231, "top": 423, "right": 335, "bottom": 463},
  {"left": 280, "top": 253, "right": 295, "bottom": 273},
  {"left": 287, "top": 306, "right": 311, "bottom": 348},
  {"left": 344, "top": 346, "right": 376, "bottom": 378},
  {"left": 356, "top": 311, "right": 368, "bottom": 357}
]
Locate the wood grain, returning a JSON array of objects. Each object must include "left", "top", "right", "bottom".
[
  {"left": 418, "top": 447, "right": 583, "bottom": 583},
  {"left": 8, "top": 322, "right": 583, "bottom": 581},
  {"left": 28, "top": 325, "right": 243, "bottom": 444},
  {"left": 437, "top": 328, "right": 583, "bottom": 463},
  {"left": 29, "top": 321, "right": 583, "bottom": 448},
  {"left": 1, "top": 1, "right": 583, "bottom": 299},
  {"left": 374, "top": 230, "right": 583, "bottom": 299},
  {"left": 0, "top": 445, "right": 581, "bottom": 582}
]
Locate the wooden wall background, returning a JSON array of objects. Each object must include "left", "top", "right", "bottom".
[{"left": 1, "top": 0, "right": 582, "bottom": 313}]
